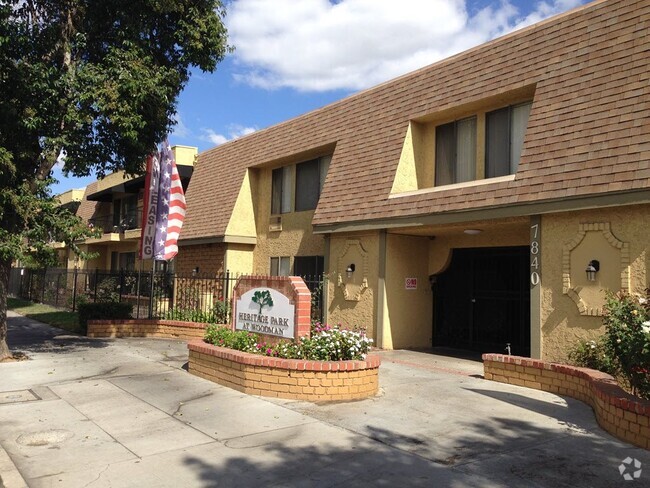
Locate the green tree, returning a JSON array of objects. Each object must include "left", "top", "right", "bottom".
[{"left": 0, "top": 0, "right": 229, "bottom": 359}]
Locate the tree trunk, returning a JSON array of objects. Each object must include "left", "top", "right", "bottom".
[{"left": 0, "top": 257, "right": 11, "bottom": 360}]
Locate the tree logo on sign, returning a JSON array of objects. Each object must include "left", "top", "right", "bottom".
[{"left": 252, "top": 290, "right": 274, "bottom": 313}]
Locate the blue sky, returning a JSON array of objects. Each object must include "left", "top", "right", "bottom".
[{"left": 51, "top": 0, "right": 588, "bottom": 195}]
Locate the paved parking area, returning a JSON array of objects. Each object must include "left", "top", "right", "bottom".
[{"left": 1, "top": 311, "right": 648, "bottom": 487}]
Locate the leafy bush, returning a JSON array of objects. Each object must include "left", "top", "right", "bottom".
[
  {"left": 166, "top": 308, "right": 215, "bottom": 323},
  {"left": 567, "top": 337, "right": 616, "bottom": 375},
  {"left": 165, "top": 300, "right": 231, "bottom": 324},
  {"left": 212, "top": 300, "right": 230, "bottom": 324},
  {"left": 569, "top": 291, "right": 650, "bottom": 399},
  {"left": 204, "top": 325, "right": 258, "bottom": 352},
  {"left": 78, "top": 302, "right": 133, "bottom": 332},
  {"left": 96, "top": 277, "right": 120, "bottom": 303},
  {"left": 602, "top": 290, "right": 650, "bottom": 399},
  {"left": 203, "top": 322, "right": 372, "bottom": 361}
]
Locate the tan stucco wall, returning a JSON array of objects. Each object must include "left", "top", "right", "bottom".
[
  {"left": 225, "top": 244, "right": 255, "bottom": 276},
  {"left": 225, "top": 170, "right": 257, "bottom": 239},
  {"left": 252, "top": 167, "right": 325, "bottom": 274},
  {"left": 327, "top": 232, "right": 380, "bottom": 340},
  {"left": 428, "top": 221, "right": 529, "bottom": 275},
  {"left": 384, "top": 234, "right": 432, "bottom": 349},
  {"left": 541, "top": 204, "right": 650, "bottom": 362}
]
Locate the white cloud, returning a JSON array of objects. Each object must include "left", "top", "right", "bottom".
[
  {"left": 227, "top": 0, "right": 584, "bottom": 92},
  {"left": 201, "top": 124, "right": 258, "bottom": 146},
  {"left": 171, "top": 113, "right": 191, "bottom": 138}
]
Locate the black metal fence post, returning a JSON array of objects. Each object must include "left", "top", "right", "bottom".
[
  {"left": 148, "top": 269, "right": 155, "bottom": 319},
  {"left": 54, "top": 272, "right": 60, "bottom": 307},
  {"left": 40, "top": 269, "right": 46, "bottom": 303},
  {"left": 72, "top": 267, "right": 78, "bottom": 311},
  {"left": 93, "top": 268, "right": 99, "bottom": 302}
]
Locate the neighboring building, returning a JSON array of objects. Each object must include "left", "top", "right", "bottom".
[
  {"left": 178, "top": 0, "right": 650, "bottom": 361},
  {"left": 58, "top": 145, "right": 197, "bottom": 272},
  {"left": 52, "top": 188, "right": 85, "bottom": 267}
]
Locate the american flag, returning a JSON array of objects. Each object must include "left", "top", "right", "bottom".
[{"left": 139, "top": 138, "right": 186, "bottom": 261}]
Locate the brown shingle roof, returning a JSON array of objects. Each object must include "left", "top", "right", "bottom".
[
  {"left": 181, "top": 0, "right": 650, "bottom": 240},
  {"left": 75, "top": 182, "right": 101, "bottom": 222}
]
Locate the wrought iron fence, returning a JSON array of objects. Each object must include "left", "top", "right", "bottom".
[{"left": 9, "top": 268, "right": 325, "bottom": 323}]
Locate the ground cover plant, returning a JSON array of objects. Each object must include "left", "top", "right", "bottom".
[
  {"left": 568, "top": 290, "right": 650, "bottom": 399},
  {"left": 8, "top": 297, "right": 81, "bottom": 334},
  {"left": 204, "top": 321, "right": 372, "bottom": 361}
]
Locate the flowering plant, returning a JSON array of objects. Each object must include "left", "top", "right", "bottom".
[
  {"left": 602, "top": 290, "right": 650, "bottom": 398},
  {"left": 203, "top": 322, "right": 372, "bottom": 361},
  {"left": 567, "top": 337, "right": 616, "bottom": 375}
]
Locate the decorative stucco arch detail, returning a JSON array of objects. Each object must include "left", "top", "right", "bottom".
[
  {"left": 562, "top": 222, "right": 629, "bottom": 316},
  {"left": 337, "top": 239, "right": 369, "bottom": 301}
]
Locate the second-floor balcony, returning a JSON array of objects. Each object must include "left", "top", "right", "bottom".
[{"left": 88, "top": 210, "right": 142, "bottom": 235}]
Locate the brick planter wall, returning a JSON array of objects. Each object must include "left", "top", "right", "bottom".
[
  {"left": 483, "top": 354, "right": 650, "bottom": 449},
  {"left": 88, "top": 320, "right": 209, "bottom": 340},
  {"left": 188, "top": 340, "right": 381, "bottom": 402}
]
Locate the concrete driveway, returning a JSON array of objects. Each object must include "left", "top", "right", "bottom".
[{"left": 1, "top": 311, "right": 648, "bottom": 487}]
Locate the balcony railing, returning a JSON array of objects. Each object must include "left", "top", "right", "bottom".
[{"left": 88, "top": 210, "right": 142, "bottom": 234}]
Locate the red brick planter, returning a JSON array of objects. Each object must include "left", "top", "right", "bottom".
[
  {"left": 88, "top": 319, "right": 209, "bottom": 340},
  {"left": 483, "top": 354, "right": 650, "bottom": 450},
  {"left": 188, "top": 339, "right": 381, "bottom": 402}
]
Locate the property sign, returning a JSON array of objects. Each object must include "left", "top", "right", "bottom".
[
  {"left": 405, "top": 277, "right": 417, "bottom": 290},
  {"left": 235, "top": 288, "right": 295, "bottom": 338}
]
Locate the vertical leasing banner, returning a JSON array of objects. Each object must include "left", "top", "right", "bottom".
[
  {"left": 139, "top": 152, "right": 161, "bottom": 260},
  {"left": 139, "top": 140, "right": 186, "bottom": 262}
]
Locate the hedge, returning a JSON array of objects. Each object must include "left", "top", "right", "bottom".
[{"left": 78, "top": 302, "right": 133, "bottom": 332}]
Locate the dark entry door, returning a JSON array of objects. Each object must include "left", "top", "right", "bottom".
[{"left": 434, "top": 247, "right": 530, "bottom": 356}]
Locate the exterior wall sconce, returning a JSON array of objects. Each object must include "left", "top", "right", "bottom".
[
  {"left": 192, "top": 266, "right": 200, "bottom": 276},
  {"left": 346, "top": 264, "right": 355, "bottom": 279},
  {"left": 586, "top": 260, "right": 600, "bottom": 282}
]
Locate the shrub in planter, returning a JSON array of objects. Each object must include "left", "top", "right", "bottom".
[
  {"left": 602, "top": 290, "right": 650, "bottom": 399},
  {"left": 203, "top": 322, "right": 372, "bottom": 361},
  {"left": 567, "top": 337, "right": 617, "bottom": 375},
  {"left": 78, "top": 302, "right": 133, "bottom": 332}
]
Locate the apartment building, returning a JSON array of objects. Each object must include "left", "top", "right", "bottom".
[{"left": 177, "top": 0, "right": 650, "bottom": 361}]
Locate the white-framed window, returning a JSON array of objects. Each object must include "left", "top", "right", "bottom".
[{"left": 270, "top": 256, "right": 291, "bottom": 276}]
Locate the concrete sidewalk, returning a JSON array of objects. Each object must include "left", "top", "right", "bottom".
[{"left": 1, "top": 311, "right": 648, "bottom": 487}]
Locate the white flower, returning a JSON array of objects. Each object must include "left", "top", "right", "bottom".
[{"left": 642, "top": 321, "right": 650, "bottom": 334}]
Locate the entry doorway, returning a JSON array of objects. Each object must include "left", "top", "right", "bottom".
[{"left": 433, "top": 246, "right": 530, "bottom": 357}]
